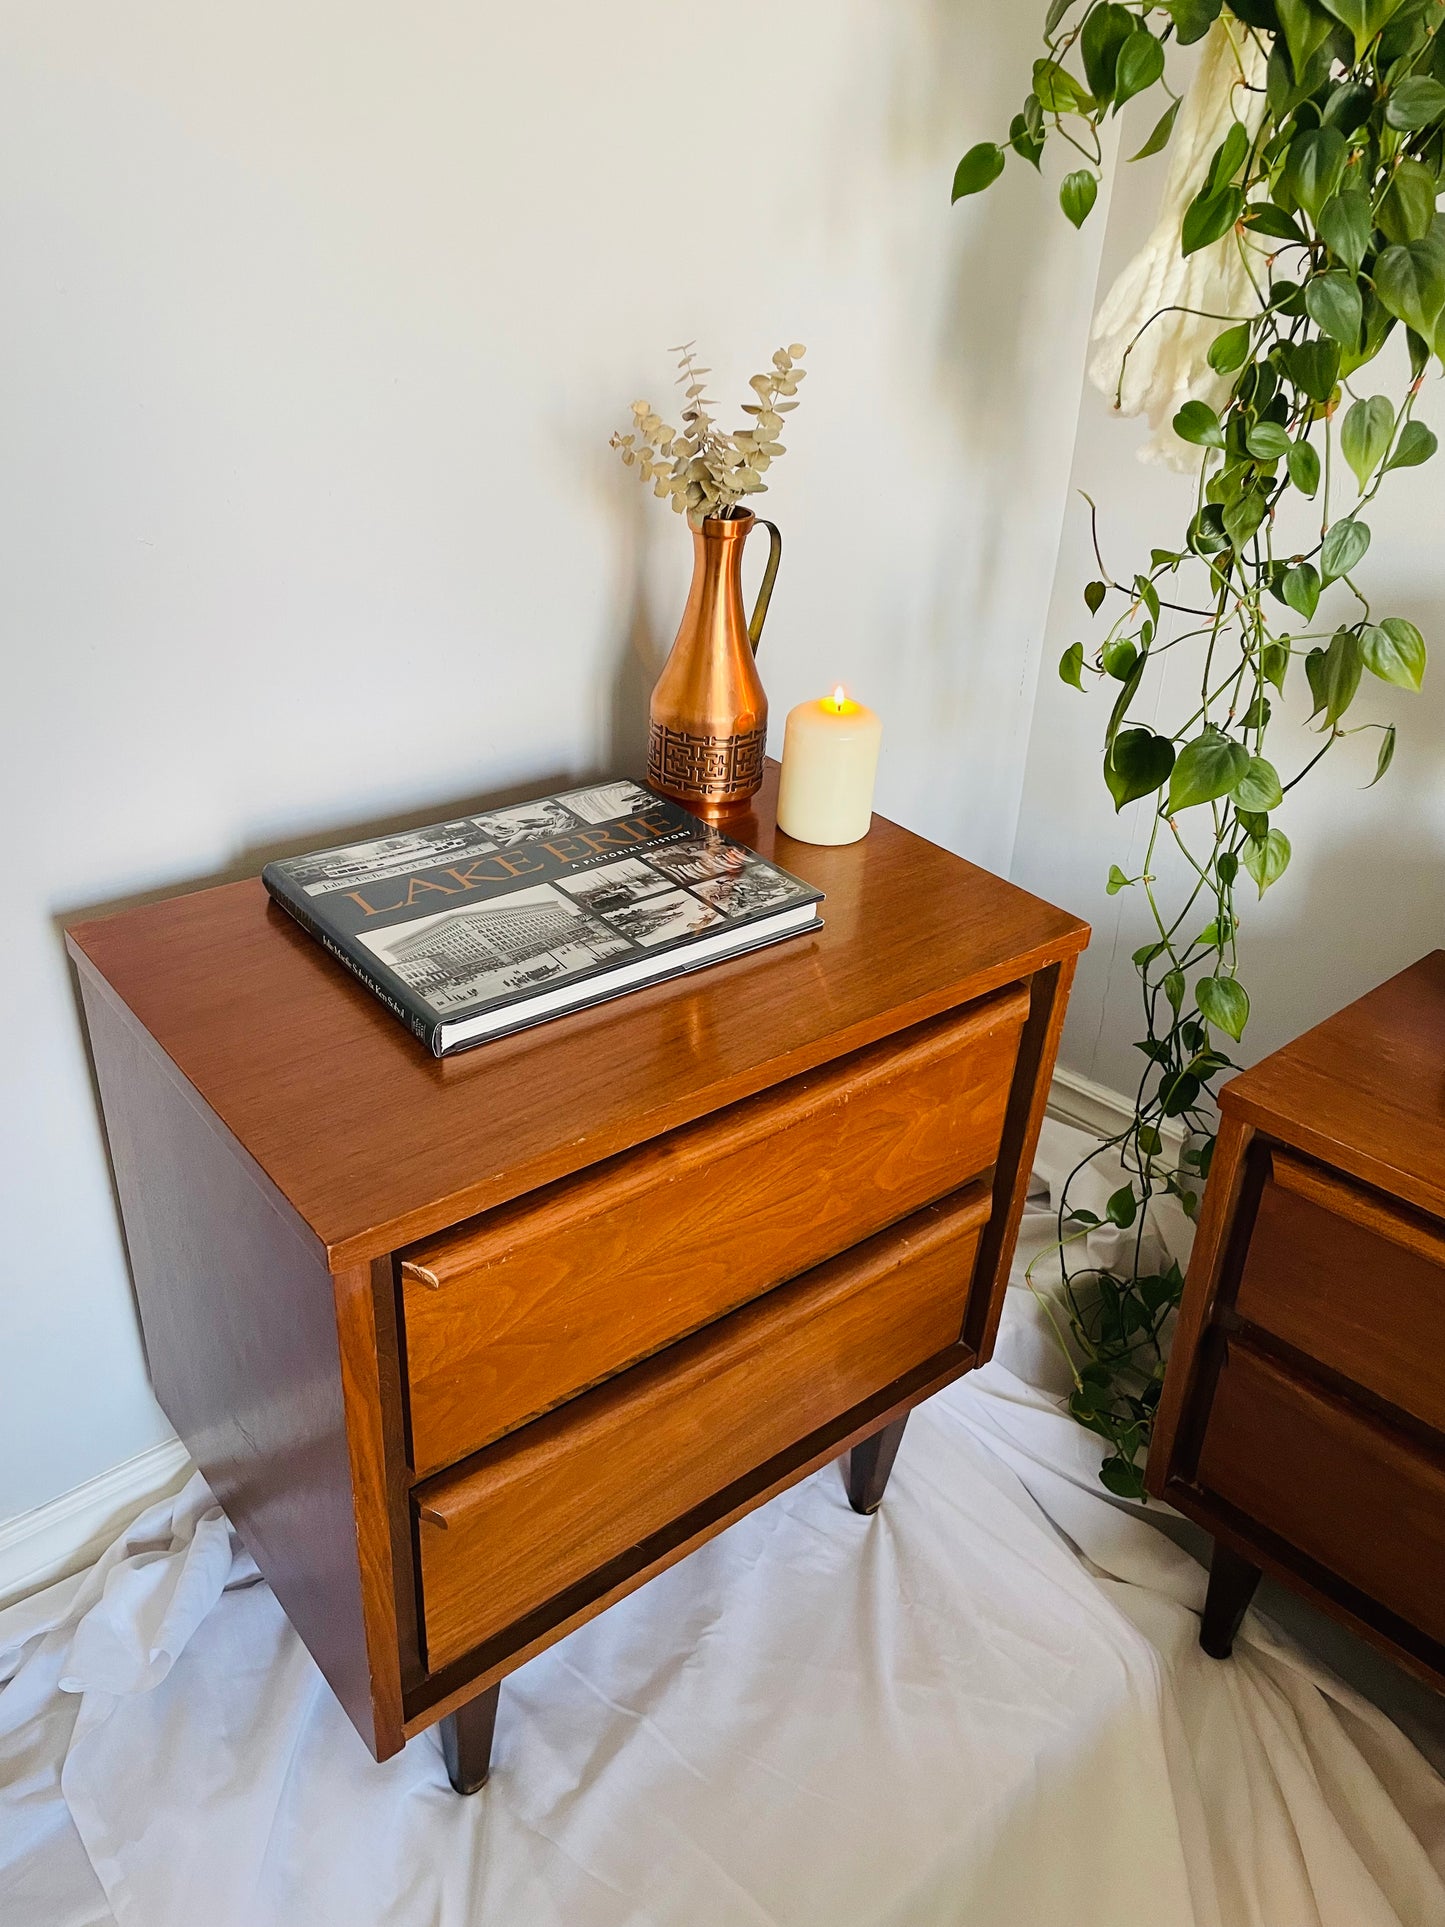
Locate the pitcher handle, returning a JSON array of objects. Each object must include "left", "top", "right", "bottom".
[{"left": 747, "top": 519, "right": 783, "bottom": 655}]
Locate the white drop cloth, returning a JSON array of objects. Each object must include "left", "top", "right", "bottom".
[{"left": 3, "top": 1121, "right": 1444, "bottom": 1927}]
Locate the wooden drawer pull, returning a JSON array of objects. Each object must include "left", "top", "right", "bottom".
[{"left": 400, "top": 1259, "right": 441, "bottom": 1290}]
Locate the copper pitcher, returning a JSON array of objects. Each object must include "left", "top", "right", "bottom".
[{"left": 646, "top": 510, "right": 782, "bottom": 818}]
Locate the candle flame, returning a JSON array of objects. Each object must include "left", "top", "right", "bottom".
[{"left": 832, "top": 684, "right": 846, "bottom": 710}]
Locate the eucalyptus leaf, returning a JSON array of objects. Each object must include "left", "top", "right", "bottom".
[
  {"left": 1363, "top": 615, "right": 1426, "bottom": 689},
  {"left": 1341, "top": 394, "right": 1395, "bottom": 490}
]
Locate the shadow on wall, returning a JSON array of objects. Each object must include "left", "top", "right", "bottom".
[
  {"left": 1228, "top": 589, "right": 1445, "bottom": 1063},
  {"left": 865, "top": 0, "right": 1113, "bottom": 858}
]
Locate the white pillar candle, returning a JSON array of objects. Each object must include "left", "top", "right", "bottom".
[{"left": 777, "top": 686, "right": 882, "bottom": 846}]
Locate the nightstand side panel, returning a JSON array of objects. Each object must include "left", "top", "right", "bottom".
[{"left": 76, "top": 965, "right": 404, "bottom": 1759}]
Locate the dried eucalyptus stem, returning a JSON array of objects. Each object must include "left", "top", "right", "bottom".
[{"left": 612, "top": 341, "right": 807, "bottom": 524}]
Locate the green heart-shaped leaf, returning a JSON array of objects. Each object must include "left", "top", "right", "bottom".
[
  {"left": 1168, "top": 728, "right": 1249, "bottom": 811},
  {"left": 1196, "top": 974, "right": 1250, "bottom": 1041},
  {"left": 1060, "top": 169, "right": 1100, "bottom": 228},
  {"left": 1243, "top": 828, "right": 1291, "bottom": 896},
  {"left": 1341, "top": 394, "right": 1394, "bottom": 490},
  {"left": 1106, "top": 728, "right": 1176, "bottom": 810},
  {"left": 1174, "top": 400, "right": 1225, "bottom": 448},
  {"left": 1317, "top": 189, "right": 1371, "bottom": 274},
  {"left": 1385, "top": 420, "right": 1438, "bottom": 471},
  {"left": 1362, "top": 616, "right": 1426, "bottom": 689},
  {"left": 1283, "top": 561, "right": 1321, "bottom": 620},
  {"left": 951, "top": 143, "right": 1005, "bottom": 202},
  {"left": 1321, "top": 516, "right": 1371, "bottom": 580},
  {"left": 1232, "top": 755, "right": 1284, "bottom": 812},
  {"left": 1304, "top": 270, "right": 1363, "bottom": 346}
]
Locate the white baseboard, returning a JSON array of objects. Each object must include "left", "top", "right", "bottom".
[
  {"left": 1047, "top": 1064, "right": 1187, "bottom": 1153},
  {"left": 0, "top": 1437, "right": 195, "bottom": 1610}
]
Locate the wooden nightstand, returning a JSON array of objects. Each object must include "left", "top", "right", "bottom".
[
  {"left": 67, "top": 767, "right": 1087, "bottom": 1792},
  {"left": 1149, "top": 953, "right": 1445, "bottom": 1688}
]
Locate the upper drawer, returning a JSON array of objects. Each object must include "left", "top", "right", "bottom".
[
  {"left": 414, "top": 1182, "right": 989, "bottom": 1672},
  {"left": 1196, "top": 1338, "right": 1445, "bottom": 1649},
  {"left": 1234, "top": 1150, "right": 1445, "bottom": 1434},
  {"left": 400, "top": 985, "right": 1028, "bottom": 1476}
]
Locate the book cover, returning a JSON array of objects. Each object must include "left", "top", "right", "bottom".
[{"left": 262, "top": 779, "right": 823, "bottom": 1055}]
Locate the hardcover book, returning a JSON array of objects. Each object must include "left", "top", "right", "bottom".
[{"left": 261, "top": 780, "right": 824, "bottom": 1055}]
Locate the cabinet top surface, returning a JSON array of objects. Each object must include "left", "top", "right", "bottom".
[
  {"left": 67, "top": 766, "right": 1087, "bottom": 1266},
  {"left": 1223, "top": 950, "right": 1445, "bottom": 1215}
]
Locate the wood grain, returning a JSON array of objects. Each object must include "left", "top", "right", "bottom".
[
  {"left": 415, "top": 1184, "right": 989, "bottom": 1671},
  {"left": 1222, "top": 949, "right": 1445, "bottom": 1222},
  {"left": 76, "top": 969, "right": 404, "bottom": 1757},
  {"left": 966, "top": 956, "right": 1078, "bottom": 1362},
  {"left": 66, "top": 764, "right": 1088, "bottom": 1270},
  {"left": 1232, "top": 1152, "right": 1445, "bottom": 1436},
  {"left": 1145, "top": 1110, "right": 1256, "bottom": 1492},
  {"left": 1196, "top": 1339, "right": 1445, "bottom": 1649},
  {"left": 401, "top": 987, "right": 1027, "bottom": 1472},
  {"left": 402, "top": 1342, "right": 978, "bottom": 1738}
]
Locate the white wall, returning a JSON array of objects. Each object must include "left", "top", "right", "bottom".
[
  {"left": 1, "top": 3, "right": 1104, "bottom": 1520},
  {"left": 1012, "top": 99, "right": 1445, "bottom": 1097}
]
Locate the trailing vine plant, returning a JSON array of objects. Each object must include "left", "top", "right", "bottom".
[{"left": 954, "top": 0, "right": 1440, "bottom": 1495}]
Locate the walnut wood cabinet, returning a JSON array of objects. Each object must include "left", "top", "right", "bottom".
[
  {"left": 68, "top": 766, "right": 1087, "bottom": 1791},
  {"left": 1148, "top": 952, "right": 1445, "bottom": 1689}
]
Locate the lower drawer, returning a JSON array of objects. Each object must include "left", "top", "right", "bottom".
[
  {"left": 415, "top": 1182, "right": 989, "bottom": 1671},
  {"left": 1234, "top": 1149, "right": 1445, "bottom": 1433},
  {"left": 1196, "top": 1340, "right": 1445, "bottom": 1647}
]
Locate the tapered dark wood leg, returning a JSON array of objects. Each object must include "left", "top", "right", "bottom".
[
  {"left": 440, "top": 1682, "right": 500, "bottom": 1794},
  {"left": 845, "top": 1415, "right": 909, "bottom": 1515},
  {"left": 1200, "top": 1540, "right": 1262, "bottom": 1659}
]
